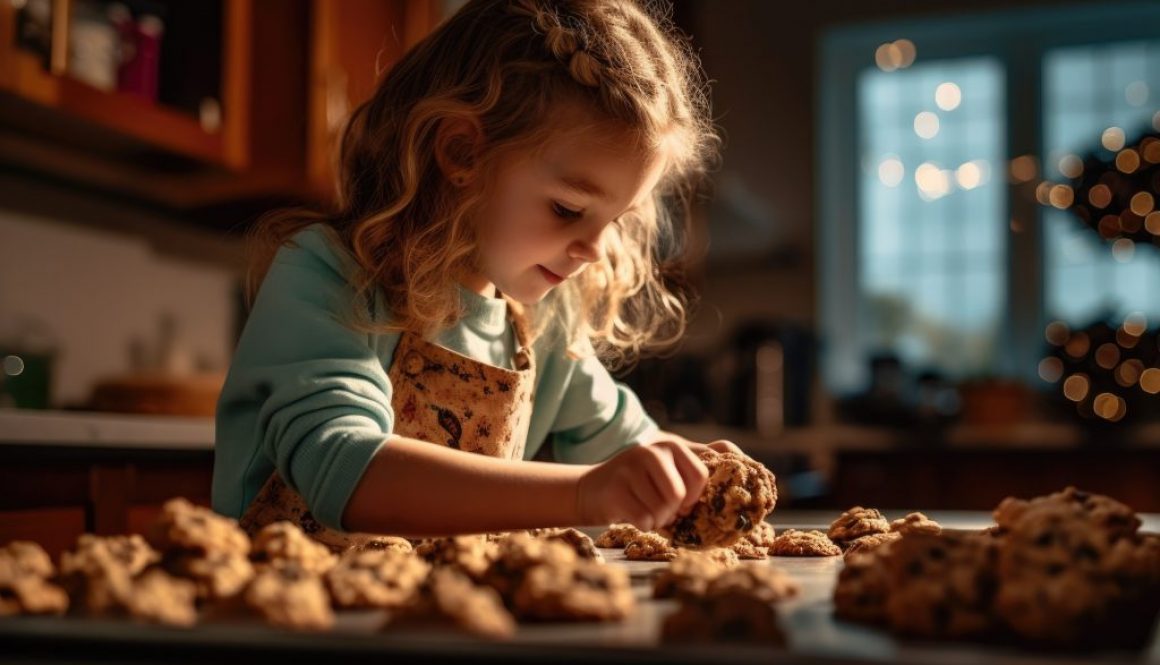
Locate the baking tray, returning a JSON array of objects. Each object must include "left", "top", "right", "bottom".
[{"left": 1, "top": 523, "right": 1157, "bottom": 665}]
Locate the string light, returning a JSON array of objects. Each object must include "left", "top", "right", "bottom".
[{"left": 1045, "top": 317, "right": 1159, "bottom": 425}]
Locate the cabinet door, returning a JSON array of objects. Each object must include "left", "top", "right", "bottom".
[{"left": 306, "top": 0, "right": 443, "bottom": 201}]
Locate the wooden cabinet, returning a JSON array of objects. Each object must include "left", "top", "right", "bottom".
[
  {"left": 0, "top": 0, "right": 445, "bottom": 209},
  {"left": 306, "top": 0, "right": 442, "bottom": 200},
  {"left": 0, "top": 444, "right": 215, "bottom": 560}
]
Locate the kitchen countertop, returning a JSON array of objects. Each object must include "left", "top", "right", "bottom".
[
  {"left": 1, "top": 512, "right": 1157, "bottom": 664},
  {"left": 0, "top": 409, "right": 213, "bottom": 450}
]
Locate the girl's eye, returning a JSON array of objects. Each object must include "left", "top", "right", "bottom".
[{"left": 552, "top": 202, "right": 583, "bottom": 221}]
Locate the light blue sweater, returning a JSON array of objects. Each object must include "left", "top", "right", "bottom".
[{"left": 212, "top": 224, "right": 658, "bottom": 531}]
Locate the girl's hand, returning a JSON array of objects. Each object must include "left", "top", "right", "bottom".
[
  {"left": 576, "top": 440, "right": 709, "bottom": 531},
  {"left": 685, "top": 439, "right": 745, "bottom": 456},
  {"left": 645, "top": 429, "right": 746, "bottom": 457}
]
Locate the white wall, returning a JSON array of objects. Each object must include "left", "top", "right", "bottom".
[{"left": 0, "top": 179, "right": 242, "bottom": 409}]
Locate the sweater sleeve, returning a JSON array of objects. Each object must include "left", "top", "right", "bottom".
[
  {"left": 214, "top": 243, "right": 396, "bottom": 531},
  {"left": 547, "top": 345, "right": 659, "bottom": 464}
]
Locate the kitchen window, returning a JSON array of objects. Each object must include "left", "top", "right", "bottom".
[{"left": 819, "top": 1, "right": 1160, "bottom": 395}]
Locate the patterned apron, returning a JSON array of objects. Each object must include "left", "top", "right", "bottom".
[{"left": 238, "top": 295, "right": 536, "bottom": 551}]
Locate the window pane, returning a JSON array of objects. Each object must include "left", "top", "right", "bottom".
[
  {"left": 1043, "top": 41, "right": 1160, "bottom": 326},
  {"left": 857, "top": 58, "right": 1006, "bottom": 375}
]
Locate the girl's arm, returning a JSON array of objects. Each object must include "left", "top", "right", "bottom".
[
  {"left": 342, "top": 433, "right": 586, "bottom": 537},
  {"left": 342, "top": 432, "right": 709, "bottom": 537}
]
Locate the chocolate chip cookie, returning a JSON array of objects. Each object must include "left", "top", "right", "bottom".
[
  {"left": 326, "top": 549, "right": 430, "bottom": 610},
  {"left": 164, "top": 550, "right": 254, "bottom": 602},
  {"left": 623, "top": 531, "right": 679, "bottom": 562},
  {"left": 730, "top": 537, "right": 769, "bottom": 560},
  {"left": 482, "top": 533, "right": 578, "bottom": 604},
  {"left": 146, "top": 498, "right": 250, "bottom": 557},
  {"left": 512, "top": 558, "right": 634, "bottom": 622},
  {"left": 661, "top": 588, "right": 786, "bottom": 645},
  {"left": 707, "top": 564, "right": 800, "bottom": 604},
  {"left": 745, "top": 521, "right": 777, "bottom": 550},
  {"left": 884, "top": 532, "right": 1000, "bottom": 640},
  {"left": 59, "top": 536, "right": 198, "bottom": 628},
  {"left": 389, "top": 567, "right": 516, "bottom": 639},
  {"left": 659, "top": 450, "right": 777, "bottom": 549},
  {"left": 652, "top": 550, "right": 735, "bottom": 600},
  {"left": 843, "top": 531, "right": 902, "bottom": 559},
  {"left": 0, "top": 541, "right": 68, "bottom": 617},
  {"left": 251, "top": 521, "right": 337, "bottom": 574},
  {"left": 769, "top": 529, "right": 841, "bottom": 557},
  {"left": 415, "top": 535, "right": 499, "bottom": 581},
  {"left": 528, "top": 527, "right": 603, "bottom": 561},
  {"left": 236, "top": 562, "right": 335, "bottom": 631},
  {"left": 594, "top": 523, "right": 643, "bottom": 548},
  {"left": 890, "top": 512, "right": 942, "bottom": 536},
  {"left": 348, "top": 536, "right": 414, "bottom": 554},
  {"left": 60, "top": 534, "right": 160, "bottom": 580},
  {"left": 994, "top": 501, "right": 1158, "bottom": 648},
  {"left": 994, "top": 486, "right": 1140, "bottom": 542},
  {"left": 833, "top": 550, "right": 891, "bottom": 625},
  {"left": 828, "top": 507, "right": 891, "bottom": 545}
]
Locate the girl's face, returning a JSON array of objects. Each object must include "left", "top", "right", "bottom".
[{"left": 467, "top": 109, "right": 667, "bottom": 304}]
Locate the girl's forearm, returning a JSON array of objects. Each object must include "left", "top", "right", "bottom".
[{"left": 341, "top": 433, "right": 591, "bottom": 537}]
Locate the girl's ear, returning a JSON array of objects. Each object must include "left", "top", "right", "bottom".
[{"left": 434, "top": 116, "right": 483, "bottom": 186}]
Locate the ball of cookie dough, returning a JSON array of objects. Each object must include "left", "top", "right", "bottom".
[{"left": 658, "top": 450, "right": 777, "bottom": 549}]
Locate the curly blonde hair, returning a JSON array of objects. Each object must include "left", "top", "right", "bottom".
[{"left": 245, "top": 0, "right": 719, "bottom": 369}]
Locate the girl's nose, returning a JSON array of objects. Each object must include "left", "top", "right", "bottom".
[{"left": 567, "top": 238, "right": 602, "bottom": 263}]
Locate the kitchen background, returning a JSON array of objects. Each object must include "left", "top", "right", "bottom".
[{"left": 2, "top": 0, "right": 1159, "bottom": 555}]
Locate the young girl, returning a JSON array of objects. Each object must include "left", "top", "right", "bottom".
[{"left": 212, "top": 0, "right": 739, "bottom": 546}]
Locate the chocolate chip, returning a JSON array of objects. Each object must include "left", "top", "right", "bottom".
[
  {"left": 1075, "top": 544, "right": 1099, "bottom": 561},
  {"left": 712, "top": 494, "right": 726, "bottom": 513},
  {"left": 719, "top": 617, "right": 752, "bottom": 640}
]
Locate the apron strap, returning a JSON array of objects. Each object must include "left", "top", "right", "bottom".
[{"left": 500, "top": 294, "right": 534, "bottom": 372}]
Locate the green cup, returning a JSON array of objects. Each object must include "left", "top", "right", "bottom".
[{"left": 0, "top": 349, "right": 54, "bottom": 410}]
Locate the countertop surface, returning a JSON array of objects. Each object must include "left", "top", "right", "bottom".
[
  {"left": 1, "top": 513, "right": 1157, "bottom": 664},
  {"left": 0, "top": 409, "right": 214, "bottom": 449}
]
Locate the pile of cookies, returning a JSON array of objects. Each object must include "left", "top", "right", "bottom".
[
  {"left": 832, "top": 487, "right": 1160, "bottom": 650},
  {"left": 0, "top": 498, "right": 636, "bottom": 639}
]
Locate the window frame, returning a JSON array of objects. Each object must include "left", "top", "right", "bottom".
[{"left": 818, "top": 1, "right": 1160, "bottom": 395}]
